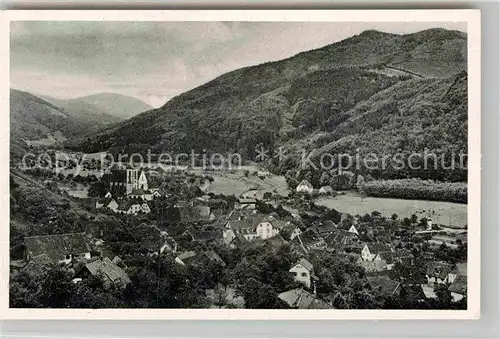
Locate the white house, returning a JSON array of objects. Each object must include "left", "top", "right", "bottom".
[
  {"left": 289, "top": 258, "right": 314, "bottom": 288},
  {"left": 96, "top": 198, "right": 119, "bottom": 212},
  {"left": 296, "top": 180, "right": 314, "bottom": 194},
  {"left": 360, "top": 243, "right": 392, "bottom": 262},
  {"left": 104, "top": 191, "right": 113, "bottom": 198},
  {"left": 223, "top": 215, "right": 282, "bottom": 243},
  {"left": 117, "top": 201, "right": 150, "bottom": 215}
]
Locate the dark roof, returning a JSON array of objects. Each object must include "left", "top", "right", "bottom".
[
  {"left": 278, "top": 288, "right": 331, "bottom": 309},
  {"left": 178, "top": 205, "right": 211, "bottom": 223},
  {"left": 106, "top": 169, "right": 127, "bottom": 182},
  {"left": 365, "top": 243, "right": 392, "bottom": 254},
  {"left": 24, "top": 233, "right": 91, "bottom": 261},
  {"left": 316, "top": 220, "right": 337, "bottom": 234},
  {"left": 448, "top": 275, "right": 467, "bottom": 295},
  {"left": 426, "top": 262, "right": 454, "bottom": 280},
  {"left": 117, "top": 200, "right": 142, "bottom": 211},
  {"left": 367, "top": 276, "right": 401, "bottom": 295},
  {"left": 263, "top": 235, "right": 288, "bottom": 248},
  {"left": 177, "top": 251, "right": 198, "bottom": 265},
  {"left": 130, "top": 189, "right": 147, "bottom": 195},
  {"left": 203, "top": 250, "right": 226, "bottom": 266},
  {"left": 402, "top": 285, "right": 427, "bottom": 301},
  {"left": 292, "top": 229, "right": 326, "bottom": 248}
]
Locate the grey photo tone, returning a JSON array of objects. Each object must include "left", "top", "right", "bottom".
[{"left": 9, "top": 21, "right": 468, "bottom": 310}]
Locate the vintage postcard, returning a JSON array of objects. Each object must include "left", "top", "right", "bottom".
[{"left": 0, "top": 9, "right": 480, "bottom": 319}]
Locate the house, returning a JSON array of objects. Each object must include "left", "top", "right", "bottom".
[
  {"left": 278, "top": 288, "right": 332, "bottom": 309},
  {"left": 178, "top": 205, "right": 214, "bottom": 224},
  {"left": 262, "top": 235, "right": 288, "bottom": 250},
  {"left": 74, "top": 257, "right": 131, "bottom": 287},
  {"left": 116, "top": 200, "right": 150, "bottom": 215},
  {"left": 318, "top": 185, "right": 333, "bottom": 195},
  {"left": 448, "top": 263, "right": 467, "bottom": 283},
  {"left": 223, "top": 215, "right": 282, "bottom": 243},
  {"left": 448, "top": 275, "right": 467, "bottom": 302},
  {"left": 291, "top": 229, "right": 327, "bottom": 253},
  {"left": 132, "top": 223, "right": 177, "bottom": 255},
  {"left": 315, "top": 220, "right": 337, "bottom": 235},
  {"left": 23, "top": 232, "right": 91, "bottom": 264},
  {"left": 175, "top": 251, "right": 198, "bottom": 266},
  {"left": 289, "top": 258, "right": 315, "bottom": 288},
  {"left": 400, "top": 284, "right": 427, "bottom": 302},
  {"left": 202, "top": 250, "right": 226, "bottom": 267},
  {"left": 234, "top": 198, "right": 257, "bottom": 210},
  {"left": 324, "top": 229, "right": 358, "bottom": 253},
  {"left": 175, "top": 250, "right": 226, "bottom": 267},
  {"left": 426, "top": 262, "right": 455, "bottom": 286},
  {"left": 95, "top": 198, "right": 118, "bottom": 211},
  {"left": 281, "top": 223, "right": 302, "bottom": 241},
  {"left": 296, "top": 180, "right": 314, "bottom": 194},
  {"left": 104, "top": 191, "right": 113, "bottom": 198},
  {"left": 183, "top": 227, "right": 222, "bottom": 246},
  {"left": 366, "top": 276, "right": 401, "bottom": 296},
  {"left": 360, "top": 243, "right": 393, "bottom": 262}
]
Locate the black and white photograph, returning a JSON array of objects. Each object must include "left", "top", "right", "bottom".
[{"left": 1, "top": 10, "right": 481, "bottom": 319}]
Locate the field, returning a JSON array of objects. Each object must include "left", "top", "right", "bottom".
[
  {"left": 201, "top": 171, "right": 290, "bottom": 198},
  {"left": 316, "top": 191, "right": 467, "bottom": 228}
]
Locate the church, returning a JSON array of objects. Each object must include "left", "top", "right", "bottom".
[{"left": 103, "top": 169, "right": 148, "bottom": 196}]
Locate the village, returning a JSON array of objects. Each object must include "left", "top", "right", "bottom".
[{"left": 9, "top": 155, "right": 468, "bottom": 309}]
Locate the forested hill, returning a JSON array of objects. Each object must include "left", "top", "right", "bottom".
[{"left": 75, "top": 28, "right": 467, "bottom": 178}]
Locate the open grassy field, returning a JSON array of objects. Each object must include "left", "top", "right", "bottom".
[{"left": 316, "top": 191, "right": 467, "bottom": 228}]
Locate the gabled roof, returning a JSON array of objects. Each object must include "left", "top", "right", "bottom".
[
  {"left": 426, "top": 262, "right": 455, "bottom": 280},
  {"left": 84, "top": 257, "right": 131, "bottom": 285},
  {"left": 117, "top": 200, "right": 142, "bottom": 211},
  {"left": 367, "top": 276, "right": 401, "bottom": 296},
  {"left": 316, "top": 220, "right": 337, "bottom": 234},
  {"left": 176, "top": 251, "right": 197, "bottom": 265},
  {"left": 402, "top": 285, "right": 426, "bottom": 301},
  {"left": 365, "top": 243, "right": 392, "bottom": 254},
  {"left": 278, "top": 288, "right": 331, "bottom": 309},
  {"left": 24, "top": 232, "right": 91, "bottom": 261},
  {"left": 292, "top": 229, "right": 325, "bottom": 248},
  {"left": 297, "top": 180, "right": 313, "bottom": 188},
  {"left": 448, "top": 275, "right": 467, "bottom": 295},
  {"left": 292, "top": 258, "right": 313, "bottom": 272},
  {"left": 203, "top": 250, "right": 226, "bottom": 266},
  {"left": 129, "top": 189, "right": 147, "bottom": 195}
]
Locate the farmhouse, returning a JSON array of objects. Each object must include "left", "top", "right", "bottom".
[
  {"left": 426, "top": 261, "right": 455, "bottom": 286},
  {"left": 23, "top": 232, "right": 92, "bottom": 264},
  {"left": 74, "top": 257, "right": 131, "bottom": 287},
  {"left": 291, "top": 229, "right": 327, "bottom": 253},
  {"left": 295, "top": 180, "right": 314, "bottom": 194}
]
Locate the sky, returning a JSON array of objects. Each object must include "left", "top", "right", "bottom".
[{"left": 10, "top": 21, "right": 467, "bottom": 108}]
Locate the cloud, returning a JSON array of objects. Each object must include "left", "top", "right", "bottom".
[{"left": 10, "top": 21, "right": 468, "bottom": 107}]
